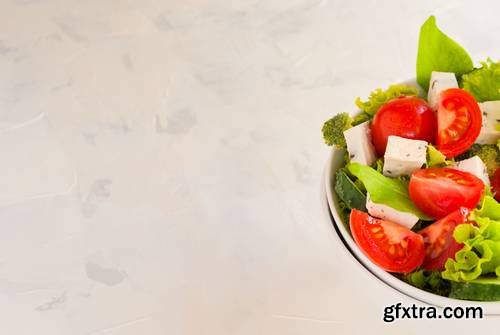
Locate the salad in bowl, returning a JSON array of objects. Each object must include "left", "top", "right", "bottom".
[{"left": 323, "top": 16, "right": 500, "bottom": 302}]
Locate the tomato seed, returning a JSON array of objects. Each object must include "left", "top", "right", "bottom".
[
  {"left": 438, "top": 237, "right": 446, "bottom": 246},
  {"left": 396, "top": 245, "right": 404, "bottom": 257},
  {"left": 388, "top": 245, "right": 395, "bottom": 255},
  {"left": 432, "top": 246, "right": 442, "bottom": 258}
]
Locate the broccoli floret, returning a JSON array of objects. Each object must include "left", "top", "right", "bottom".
[
  {"left": 322, "top": 112, "right": 352, "bottom": 148},
  {"left": 477, "top": 145, "right": 499, "bottom": 176},
  {"left": 457, "top": 143, "right": 499, "bottom": 176}
]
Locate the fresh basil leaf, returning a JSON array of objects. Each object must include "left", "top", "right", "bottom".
[
  {"left": 346, "top": 162, "right": 433, "bottom": 220},
  {"left": 417, "top": 16, "right": 474, "bottom": 91},
  {"left": 335, "top": 168, "right": 367, "bottom": 211}
]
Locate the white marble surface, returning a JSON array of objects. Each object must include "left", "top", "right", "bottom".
[{"left": 1, "top": 0, "right": 500, "bottom": 333}]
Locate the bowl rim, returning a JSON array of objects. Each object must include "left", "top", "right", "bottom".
[{"left": 324, "top": 147, "right": 500, "bottom": 314}]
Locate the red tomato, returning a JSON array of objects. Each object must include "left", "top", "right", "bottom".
[
  {"left": 436, "top": 88, "right": 482, "bottom": 158},
  {"left": 492, "top": 168, "right": 500, "bottom": 202},
  {"left": 418, "top": 208, "right": 469, "bottom": 270},
  {"left": 371, "top": 96, "right": 436, "bottom": 155},
  {"left": 409, "top": 168, "right": 484, "bottom": 219},
  {"left": 349, "top": 209, "right": 425, "bottom": 273}
]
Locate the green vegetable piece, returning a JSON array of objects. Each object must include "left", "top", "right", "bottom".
[
  {"left": 352, "top": 112, "right": 371, "bottom": 126},
  {"left": 353, "top": 178, "right": 366, "bottom": 193},
  {"left": 453, "top": 223, "right": 474, "bottom": 243},
  {"left": 456, "top": 143, "right": 499, "bottom": 177},
  {"left": 473, "top": 196, "right": 500, "bottom": 221},
  {"left": 336, "top": 199, "right": 351, "bottom": 226},
  {"left": 426, "top": 144, "right": 454, "bottom": 167},
  {"left": 450, "top": 277, "right": 500, "bottom": 301},
  {"left": 427, "top": 144, "right": 446, "bottom": 166},
  {"left": 416, "top": 16, "right": 474, "bottom": 91},
  {"left": 476, "top": 145, "right": 499, "bottom": 177},
  {"left": 442, "top": 247, "right": 488, "bottom": 282},
  {"left": 403, "top": 270, "right": 451, "bottom": 297},
  {"left": 334, "top": 169, "right": 367, "bottom": 212},
  {"left": 396, "top": 175, "right": 410, "bottom": 186},
  {"left": 346, "top": 162, "right": 432, "bottom": 220},
  {"left": 322, "top": 112, "right": 352, "bottom": 148},
  {"left": 462, "top": 59, "right": 500, "bottom": 102},
  {"left": 373, "top": 158, "right": 384, "bottom": 174},
  {"left": 355, "top": 84, "right": 418, "bottom": 116},
  {"left": 443, "top": 197, "right": 500, "bottom": 282},
  {"left": 483, "top": 185, "right": 494, "bottom": 201},
  {"left": 322, "top": 84, "right": 418, "bottom": 148}
]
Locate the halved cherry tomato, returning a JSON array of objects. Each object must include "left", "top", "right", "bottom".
[
  {"left": 436, "top": 88, "right": 482, "bottom": 158},
  {"left": 409, "top": 168, "right": 484, "bottom": 219},
  {"left": 492, "top": 168, "right": 500, "bottom": 202},
  {"left": 349, "top": 209, "right": 425, "bottom": 273},
  {"left": 418, "top": 208, "right": 469, "bottom": 270},
  {"left": 371, "top": 96, "right": 436, "bottom": 155}
]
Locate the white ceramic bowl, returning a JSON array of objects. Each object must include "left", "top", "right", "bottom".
[{"left": 323, "top": 89, "right": 500, "bottom": 314}]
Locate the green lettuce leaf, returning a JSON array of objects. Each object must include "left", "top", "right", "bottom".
[
  {"left": 426, "top": 144, "right": 454, "bottom": 167},
  {"left": 346, "top": 162, "right": 432, "bottom": 220},
  {"left": 462, "top": 59, "right": 500, "bottom": 102},
  {"left": 416, "top": 16, "right": 474, "bottom": 91},
  {"left": 403, "top": 270, "right": 451, "bottom": 296},
  {"left": 443, "top": 231, "right": 500, "bottom": 282},
  {"left": 373, "top": 158, "right": 384, "bottom": 174},
  {"left": 471, "top": 195, "right": 500, "bottom": 221},
  {"left": 352, "top": 112, "right": 371, "bottom": 126},
  {"left": 355, "top": 84, "right": 418, "bottom": 116},
  {"left": 442, "top": 196, "right": 500, "bottom": 282}
]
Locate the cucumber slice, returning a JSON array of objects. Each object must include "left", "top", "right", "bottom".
[{"left": 450, "top": 277, "right": 500, "bottom": 301}]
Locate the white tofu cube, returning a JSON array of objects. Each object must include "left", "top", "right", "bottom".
[
  {"left": 427, "top": 71, "right": 458, "bottom": 110},
  {"left": 383, "top": 136, "right": 427, "bottom": 177},
  {"left": 477, "top": 101, "right": 500, "bottom": 145},
  {"left": 343, "top": 121, "right": 377, "bottom": 166},
  {"left": 366, "top": 193, "right": 419, "bottom": 229},
  {"left": 453, "top": 156, "right": 490, "bottom": 186}
]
